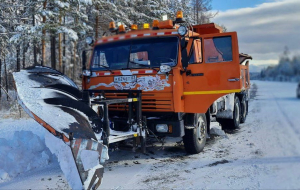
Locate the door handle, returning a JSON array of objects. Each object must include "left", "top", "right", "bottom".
[{"left": 228, "top": 78, "right": 240, "bottom": 82}]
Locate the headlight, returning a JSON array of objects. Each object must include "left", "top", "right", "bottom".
[
  {"left": 156, "top": 124, "right": 168, "bottom": 133},
  {"left": 160, "top": 65, "right": 171, "bottom": 73},
  {"left": 178, "top": 26, "right": 187, "bottom": 36},
  {"left": 85, "top": 36, "right": 94, "bottom": 45},
  {"left": 82, "top": 69, "right": 91, "bottom": 76}
]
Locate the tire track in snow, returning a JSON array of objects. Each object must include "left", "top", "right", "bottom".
[{"left": 272, "top": 92, "right": 300, "bottom": 139}]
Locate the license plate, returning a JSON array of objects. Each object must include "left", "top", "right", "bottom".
[{"left": 114, "top": 75, "right": 137, "bottom": 83}]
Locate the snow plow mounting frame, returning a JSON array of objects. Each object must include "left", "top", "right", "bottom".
[{"left": 86, "top": 89, "right": 143, "bottom": 146}]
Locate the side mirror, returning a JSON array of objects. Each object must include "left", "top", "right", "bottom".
[{"left": 181, "top": 48, "right": 188, "bottom": 68}]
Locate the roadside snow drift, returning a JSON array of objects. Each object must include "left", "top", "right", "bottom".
[{"left": 0, "top": 129, "right": 53, "bottom": 182}]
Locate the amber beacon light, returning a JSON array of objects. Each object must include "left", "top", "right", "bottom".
[
  {"left": 175, "top": 10, "right": 184, "bottom": 23},
  {"left": 109, "top": 21, "right": 116, "bottom": 31},
  {"left": 119, "top": 24, "right": 126, "bottom": 33},
  {"left": 131, "top": 24, "right": 138, "bottom": 30},
  {"left": 143, "top": 23, "right": 150, "bottom": 29},
  {"left": 152, "top": 20, "right": 159, "bottom": 30}
]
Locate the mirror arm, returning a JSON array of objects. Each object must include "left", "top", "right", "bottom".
[
  {"left": 82, "top": 50, "right": 87, "bottom": 70},
  {"left": 181, "top": 48, "right": 189, "bottom": 72}
]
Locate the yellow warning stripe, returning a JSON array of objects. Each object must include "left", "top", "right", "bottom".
[{"left": 183, "top": 89, "right": 241, "bottom": 95}]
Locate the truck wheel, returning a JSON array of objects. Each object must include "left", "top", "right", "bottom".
[
  {"left": 183, "top": 114, "right": 207, "bottom": 154},
  {"left": 240, "top": 96, "right": 247, "bottom": 123},
  {"left": 219, "top": 96, "right": 241, "bottom": 130}
]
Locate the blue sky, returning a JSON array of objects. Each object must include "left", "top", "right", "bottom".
[
  {"left": 211, "top": 0, "right": 269, "bottom": 11},
  {"left": 211, "top": 0, "right": 300, "bottom": 67}
]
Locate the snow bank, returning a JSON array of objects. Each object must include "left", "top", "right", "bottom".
[
  {"left": 0, "top": 118, "right": 92, "bottom": 189},
  {"left": 0, "top": 118, "right": 83, "bottom": 188},
  {"left": 0, "top": 130, "right": 53, "bottom": 182},
  {"left": 0, "top": 118, "right": 46, "bottom": 140}
]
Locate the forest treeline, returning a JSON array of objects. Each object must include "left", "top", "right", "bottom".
[
  {"left": 258, "top": 48, "right": 300, "bottom": 82},
  {"left": 0, "top": 0, "right": 214, "bottom": 110}
]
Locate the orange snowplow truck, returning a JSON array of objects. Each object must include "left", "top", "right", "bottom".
[{"left": 81, "top": 11, "right": 252, "bottom": 154}]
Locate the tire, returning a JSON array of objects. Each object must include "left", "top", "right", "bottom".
[
  {"left": 217, "top": 118, "right": 228, "bottom": 130},
  {"left": 219, "top": 96, "right": 241, "bottom": 130},
  {"left": 240, "top": 96, "right": 248, "bottom": 123},
  {"left": 183, "top": 113, "right": 207, "bottom": 154}
]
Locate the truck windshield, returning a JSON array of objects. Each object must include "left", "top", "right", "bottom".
[{"left": 90, "top": 37, "right": 178, "bottom": 70}]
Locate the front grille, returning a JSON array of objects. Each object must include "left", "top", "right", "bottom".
[{"left": 106, "top": 92, "right": 174, "bottom": 112}]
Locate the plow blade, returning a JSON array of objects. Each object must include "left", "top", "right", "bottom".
[
  {"left": 71, "top": 139, "right": 108, "bottom": 190},
  {"left": 13, "top": 66, "right": 107, "bottom": 189}
]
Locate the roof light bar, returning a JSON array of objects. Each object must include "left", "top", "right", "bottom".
[
  {"left": 131, "top": 24, "right": 138, "bottom": 30},
  {"left": 143, "top": 23, "right": 150, "bottom": 29},
  {"left": 152, "top": 20, "right": 159, "bottom": 30},
  {"left": 109, "top": 21, "right": 117, "bottom": 32},
  {"left": 119, "top": 24, "right": 126, "bottom": 33},
  {"left": 175, "top": 10, "right": 185, "bottom": 23}
]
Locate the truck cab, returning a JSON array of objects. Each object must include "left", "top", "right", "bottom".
[{"left": 82, "top": 11, "right": 252, "bottom": 154}]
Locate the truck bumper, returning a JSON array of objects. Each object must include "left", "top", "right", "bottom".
[{"left": 147, "top": 119, "right": 185, "bottom": 137}]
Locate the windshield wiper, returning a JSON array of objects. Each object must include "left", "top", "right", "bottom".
[
  {"left": 99, "top": 65, "right": 113, "bottom": 74},
  {"left": 128, "top": 61, "right": 159, "bottom": 72},
  {"left": 129, "top": 61, "right": 150, "bottom": 67}
]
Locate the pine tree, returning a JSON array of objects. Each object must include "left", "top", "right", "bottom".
[{"left": 190, "top": 0, "right": 213, "bottom": 24}]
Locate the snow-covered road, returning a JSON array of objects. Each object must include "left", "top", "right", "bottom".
[{"left": 1, "top": 81, "right": 300, "bottom": 189}]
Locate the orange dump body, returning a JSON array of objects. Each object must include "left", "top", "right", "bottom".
[
  {"left": 191, "top": 23, "right": 223, "bottom": 34},
  {"left": 82, "top": 23, "right": 250, "bottom": 114}
]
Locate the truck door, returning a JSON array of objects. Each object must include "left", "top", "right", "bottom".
[{"left": 183, "top": 32, "right": 241, "bottom": 113}]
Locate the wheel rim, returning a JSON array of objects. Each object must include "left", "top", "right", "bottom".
[
  {"left": 235, "top": 101, "right": 240, "bottom": 123},
  {"left": 196, "top": 117, "right": 206, "bottom": 143}
]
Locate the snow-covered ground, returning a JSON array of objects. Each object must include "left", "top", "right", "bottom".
[{"left": 0, "top": 81, "right": 300, "bottom": 189}]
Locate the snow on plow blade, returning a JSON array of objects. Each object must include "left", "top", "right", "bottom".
[{"left": 13, "top": 66, "right": 108, "bottom": 189}]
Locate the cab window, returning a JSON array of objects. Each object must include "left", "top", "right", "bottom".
[
  {"left": 204, "top": 36, "right": 232, "bottom": 63},
  {"left": 189, "top": 39, "right": 202, "bottom": 64},
  {"left": 90, "top": 37, "right": 178, "bottom": 70}
]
